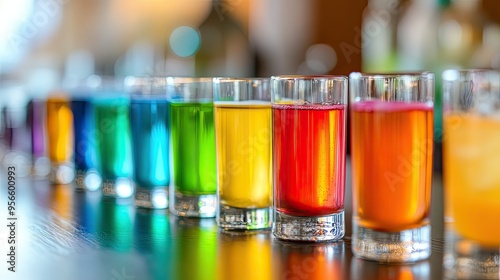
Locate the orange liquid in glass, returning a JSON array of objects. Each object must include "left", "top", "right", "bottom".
[
  {"left": 444, "top": 114, "right": 500, "bottom": 247},
  {"left": 351, "top": 101, "right": 433, "bottom": 232},
  {"left": 46, "top": 95, "right": 74, "bottom": 164}
]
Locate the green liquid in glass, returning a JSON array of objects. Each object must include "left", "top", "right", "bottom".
[
  {"left": 94, "top": 98, "right": 133, "bottom": 179},
  {"left": 170, "top": 102, "right": 216, "bottom": 195}
]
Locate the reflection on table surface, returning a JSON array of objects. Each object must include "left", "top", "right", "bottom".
[{"left": 0, "top": 174, "right": 445, "bottom": 280}]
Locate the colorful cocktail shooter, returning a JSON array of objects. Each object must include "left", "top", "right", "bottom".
[
  {"left": 442, "top": 69, "right": 500, "bottom": 279},
  {"left": 214, "top": 78, "right": 272, "bottom": 230},
  {"left": 129, "top": 77, "right": 170, "bottom": 209},
  {"left": 71, "top": 87, "right": 101, "bottom": 192},
  {"left": 29, "top": 99, "right": 50, "bottom": 178},
  {"left": 93, "top": 80, "right": 134, "bottom": 199},
  {"left": 350, "top": 72, "right": 434, "bottom": 263},
  {"left": 46, "top": 94, "right": 75, "bottom": 184},
  {"left": 167, "top": 77, "right": 217, "bottom": 217},
  {"left": 272, "top": 76, "right": 347, "bottom": 241}
]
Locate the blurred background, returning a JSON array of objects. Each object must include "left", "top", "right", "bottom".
[
  {"left": 1, "top": 0, "right": 500, "bottom": 170},
  {"left": 1, "top": 0, "right": 500, "bottom": 78}
]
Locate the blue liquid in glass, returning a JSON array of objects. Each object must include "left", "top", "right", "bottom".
[
  {"left": 71, "top": 98, "right": 97, "bottom": 171},
  {"left": 130, "top": 99, "right": 170, "bottom": 188}
]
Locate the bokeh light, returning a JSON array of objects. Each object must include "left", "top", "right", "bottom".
[
  {"left": 305, "top": 44, "right": 337, "bottom": 73},
  {"left": 169, "top": 26, "right": 201, "bottom": 58},
  {"left": 152, "top": 189, "right": 168, "bottom": 209},
  {"left": 115, "top": 177, "right": 134, "bottom": 198},
  {"left": 298, "top": 43, "right": 337, "bottom": 74},
  {"left": 84, "top": 169, "right": 102, "bottom": 192}
]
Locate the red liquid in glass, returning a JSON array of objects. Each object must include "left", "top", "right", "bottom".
[{"left": 273, "top": 104, "right": 346, "bottom": 216}]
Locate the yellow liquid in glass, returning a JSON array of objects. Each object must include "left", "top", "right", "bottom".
[
  {"left": 444, "top": 114, "right": 500, "bottom": 246},
  {"left": 214, "top": 103, "right": 272, "bottom": 208},
  {"left": 46, "top": 96, "right": 74, "bottom": 163}
]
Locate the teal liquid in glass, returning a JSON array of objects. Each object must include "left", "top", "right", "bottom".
[
  {"left": 130, "top": 99, "right": 170, "bottom": 188},
  {"left": 170, "top": 102, "right": 216, "bottom": 195},
  {"left": 94, "top": 98, "right": 133, "bottom": 179}
]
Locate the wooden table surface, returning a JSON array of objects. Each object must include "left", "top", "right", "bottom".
[{"left": 0, "top": 158, "right": 447, "bottom": 280}]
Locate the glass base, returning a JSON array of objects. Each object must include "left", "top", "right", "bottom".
[
  {"left": 74, "top": 169, "right": 102, "bottom": 192},
  {"left": 74, "top": 171, "right": 86, "bottom": 191},
  {"left": 352, "top": 223, "right": 431, "bottom": 263},
  {"left": 170, "top": 191, "right": 216, "bottom": 218},
  {"left": 3, "top": 151, "right": 32, "bottom": 177},
  {"left": 48, "top": 162, "right": 75, "bottom": 185},
  {"left": 32, "top": 156, "right": 51, "bottom": 178},
  {"left": 101, "top": 177, "right": 134, "bottom": 198},
  {"left": 444, "top": 225, "right": 499, "bottom": 279},
  {"left": 273, "top": 211, "right": 345, "bottom": 242},
  {"left": 218, "top": 205, "right": 272, "bottom": 230},
  {"left": 135, "top": 186, "right": 169, "bottom": 209}
]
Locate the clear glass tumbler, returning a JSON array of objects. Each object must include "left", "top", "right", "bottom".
[
  {"left": 167, "top": 77, "right": 217, "bottom": 217},
  {"left": 272, "top": 75, "right": 347, "bottom": 242},
  {"left": 92, "top": 77, "right": 134, "bottom": 199},
  {"left": 214, "top": 77, "right": 272, "bottom": 230},
  {"left": 442, "top": 69, "right": 500, "bottom": 279},
  {"left": 350, "top": 72, "right": 434, "bottom": 262},
  {"left": 46, "top": 92, "right": 75, "bottom": 185},
  {"left": 129, "top": 76, "right": 170, "bottom": 209}
]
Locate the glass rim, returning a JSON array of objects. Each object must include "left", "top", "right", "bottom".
[
  {"left": 166, "top": 77, "right": 214, "bottom": 102},
  {"left": 441, "top": 68, "right": 500, "bottom": 81},
  {"left": 213, "top": 77, "right": 270, "bottom": 83},
  {"left": 126, "top": 76, "right": 166, "bottom": 97},
  {"left": 63, "top": 75, "right": 125, "bottom": 92},
  {"left": 349, "top": 71, "right": 434, "bottom": 80},
  {"left": 271, "top": 75, "right": 347, "bottom": 82},
  {"left": 213, "top": 77, "right": 270, "bottom": 103},
  {"left": 166, "top": 77, "right": 213, "bottom": 84},
  {"left": 125, "top": 75, "right": 166, "bottom": 82}
]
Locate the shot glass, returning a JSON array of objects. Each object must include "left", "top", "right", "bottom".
[
  {"left": 213, "top": 78, "right": 272, "bottom": 230},
  {"left": 46, "top": 93, "right": 75, "bottom": 184},
  {"left": 0, "top": 84, "right": 32, "bottom": 177},
  {"left": 349, "top": 72, "right": 434, "bottom": 262},
  {"left": 442, "top": 69, "right": 500, "bottom": 279},
  {"left": 167, "top": 77, "right": 217, "bottom": 217},
  {"left": 70, "top": 78, "right": 102, "bottom": 192},
  {"left": 271, "top": 75, "right": 347, "bottom": 242},
  {"left": 129, "top": 76, "right": 170, "bottom": 209},
  {"left": 28, "top": 99, "right": 51, "bottom": 178},
  {"left": 92, "top": 77, "right": 134, "bottom": 199}
]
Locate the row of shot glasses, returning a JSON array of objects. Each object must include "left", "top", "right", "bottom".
[{"left": 32, "top": 71, "right": 500, "bottom": 275}]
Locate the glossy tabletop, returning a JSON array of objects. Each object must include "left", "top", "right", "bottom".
[{"left": 0, "top": 159, "right": 445, "bottom": 280}]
